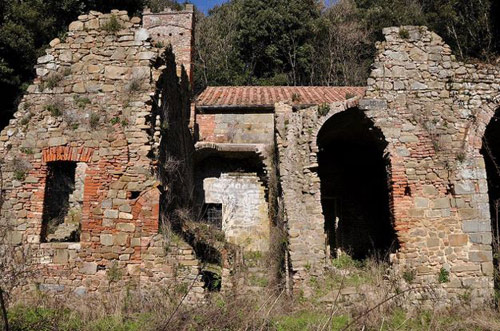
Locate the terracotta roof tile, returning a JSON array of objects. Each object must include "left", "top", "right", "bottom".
[{"left": 196, "top": 86, "right": 366, "bottom": 109}]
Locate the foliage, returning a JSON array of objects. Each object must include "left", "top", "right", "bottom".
[
  {"left": 438, "top": 267, "right": 450, "bottom": 283},
  {"left": 89, "top": 112, "right": 100, "bottom": 129},
  {"left": 102, "top": 15, "right": 121, "bottom": 33},
  {"left": 194, "top": 0, "right": 500, "bottom": 93},
  {"left": 45, "top": 104, "right": 62, "bottom": 117},
  {"left": 0, "top": 0, "right": 182, "bottom": 131},
  {"left": 74, "top": 96, "right": 91, "bottom": 109}
]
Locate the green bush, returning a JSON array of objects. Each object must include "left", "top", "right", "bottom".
[
  {"left": 45, "top": 104, "right": 62, "bottom": 117},
  {"left": 438, "top": 267, "right": 450, "bottom": 283},
  {"left": 102, "top": 15, "right": 122, "bottom": 33}
]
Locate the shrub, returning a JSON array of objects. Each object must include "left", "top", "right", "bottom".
[
  {"left": 45, "top": 103, "right": 62, "bottom": 117},
  {"left": 402, "top": 269, "right": 416, "bottom": 283},
  {"left": 44, "top": 73, "right": 63, "bottom": 89},
  {"left": 102, "top": 15, "right": 121, "bottom": 33},
  {"left": 399, "top": 28, "right": 410, "bottom": 39},
  {"left": 110, "top": 117, "right": 120, "bottom": 125},
  {"left": 317, "top": 103, "right": 330, "bottom": 117},
  {"left": 89, "top": 113, "right": 100, "bottom": 129},
  {"left": 126, "top": 78, "right": 142, "bottom": 92},
  {"left": 438, "top": 267, "right": 450, "bottom": 283},
  {"left": 74, "top": 96, "right": 91, "bottom": 109}
]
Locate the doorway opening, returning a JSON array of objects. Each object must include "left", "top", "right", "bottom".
[{"left": 317, "top": 108, "right": 397, "bottom": 260}]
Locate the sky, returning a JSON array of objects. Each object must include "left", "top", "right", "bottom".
[
  {"left": 190, "top": 0, "right": 338, "bottom": 14},
  {"left": 190, "top": 0, "right": 228, "bottom": 13}
]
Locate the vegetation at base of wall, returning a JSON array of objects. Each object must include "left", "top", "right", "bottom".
[{"left": 4, "top": 281, "right": 500, "bottom": 331}]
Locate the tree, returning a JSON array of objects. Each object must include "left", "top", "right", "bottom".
[
  {"left": 309, "top": 0, "right": 372, "bottom": 86},
  {"left": 0, "top": 0, "right": 182, "bottom": 132},
  {"left": 236, "top": 0, "right": 321, "bottom": 85},
  {"left": 194, "top": 1, "right": 245, "bottom": 92}
]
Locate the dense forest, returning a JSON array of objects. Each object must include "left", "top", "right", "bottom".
[{"left": 1, "top": 0, "right": 499, "bottom": 129}]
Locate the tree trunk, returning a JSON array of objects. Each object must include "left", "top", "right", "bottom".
[{"left": 0, "top": 288, "right": 9, "bottom": 331}]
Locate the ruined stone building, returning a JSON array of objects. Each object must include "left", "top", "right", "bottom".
[{"left": 1, "top": 6, "right": 500, "bottom": 305}]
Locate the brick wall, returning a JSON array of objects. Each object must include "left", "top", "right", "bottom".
[
  {"left": 196, "top": 112, "right": 274, "bottom": 144},
  {"left": 276, "top": 26, "right": 500, "bottom": 305},
  {"left": 0, "top": 10, "right": 203, "bottom": 299}
]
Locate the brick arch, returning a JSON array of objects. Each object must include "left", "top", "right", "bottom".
[
  {"left": 309, "top": 98, "right": 364, "bottom": 157},
  {"left": 470, "top": 98, "right": 500, "bottom": 153},
  {"left": 42, "top": 146, "right": 94, "bottom": 163}
]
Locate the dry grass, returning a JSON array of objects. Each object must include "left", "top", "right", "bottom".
[
  {"left": 4, "top": 253, "right": 500, "bottom": 330},
  {"left": 5, "top": 281, "right": 500, "bottom": 331}
]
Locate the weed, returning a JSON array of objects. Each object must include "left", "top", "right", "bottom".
[
  {"left": 345, "top": 92, "right": 356, "bottom": 99},
  {"left": 291, "top": 93, "right": 301, "bottom": 102},
  {"left": 44, "top": 73, "right": 63, "bottom": 89},
  {"left": 45, "top": 104, "right": 62, "bottom": 117},
  {"left": 399, "top": 28, "right": 410, "bottom": 39},
  {"left": 89, "top": 113, "right": 100, "bottom": 129},
  {"left": 402, "top": 268, "right": 416, "bottom": 283},
  {"left": 110, "top": 117, "right": 120, "bottom": 125},
  {"left": 154, "top": 41, "right": 165, "bottom": 48},
  {"left": 121, "top": 119, "right": 129, "bottom": 127},
  {"left": 331, "top": 254, "right": 363, "bottom": 269},
  {"left": 62, "top": 67, "right": 72, "bottom": 76},
  {"left": 126, "top": 78, "right": 142, "bottom": 92},
  {"left": 317, "top": 103, "right": 330, "bottom": 116},
  {"left": 107, "top": 261, "right": 123, "bottom": 283},
  {"left": 71, "top": 123, "right": 79, "bottom": 130},
  {"left": 438, "top": 267, "right": 450, "bottom": 283},
  {"left": 20, "top": 147, "right": 34, "bottom": 155},
  {"left": 456, "top": 152, "right": 466, "bottom": 163},
  {"left": 74, "top": 96, "right": 91, "bottom": 109},
  {"left": 20, "top": 113, "right": 32, "bottom": 125},
  {"left": 14, "top": 170, "right": 26, "bottom": 181},
  {"left": 102, "top": 15, "right": 121, "bottom": 33},
  {"left": 11, "top": 156, "right": 31, "bottom": 181}
]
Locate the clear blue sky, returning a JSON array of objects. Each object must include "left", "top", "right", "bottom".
[
  {"left": 190, "top": 0, "right": 338, "bottom": 14},
  {"left": 190, "top": 0, "right": 228, "bottom": 13}
]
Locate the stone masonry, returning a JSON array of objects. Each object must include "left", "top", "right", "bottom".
[
  {"left": 0, "top": 7, "right": 204, "bottom": 300},
  {"left": 1, "top": 5, "right": 500, "bottom": 307},
  {"left": 276, "top": 26, "right": 500, "bottom": 305}
]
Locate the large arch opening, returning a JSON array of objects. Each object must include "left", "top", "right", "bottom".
[
  {"left": 317, "top": 108, "right": 397, "bottom": 260},
  {"left": 481, "top": 107, "right": 500, "bottom": 286}
]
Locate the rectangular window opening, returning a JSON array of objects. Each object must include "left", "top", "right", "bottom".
[
  {"left": 202, "top": 203, "right": 222, "bottom": 229},
  {"left": 41, "top": 161, "right": 86, "bottom": 243}
]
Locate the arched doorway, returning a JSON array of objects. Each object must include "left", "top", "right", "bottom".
[
  {"left": 317, "top": 108, "right": 397, "bottom": 260},
  {"left": 481, "top": 108, "right": 500, "bottom": 276}
]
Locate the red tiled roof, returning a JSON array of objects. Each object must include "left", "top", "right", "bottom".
[{"left": 196, "top": 86, "right": 366, "bottom": 109}]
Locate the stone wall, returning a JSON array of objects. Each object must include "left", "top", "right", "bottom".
[
  {"left": 0, "top": 9, "right": 203, "bottom": 299},
  {"left": 203, "top": 173, "right": 270, "bottom": 251},
  {"left": 196, "top": 112, "right": 274, "bottom": 144},
  {"left": 142, "top": 5, "right": 194, "bottom": 85},
  {"left": 276, "top": 26, "right": 500, "bottom": 305}
]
